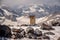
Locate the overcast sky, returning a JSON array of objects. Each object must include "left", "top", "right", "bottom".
[{"left": 1, "top": 0, "right": 60, "bottom": 8}]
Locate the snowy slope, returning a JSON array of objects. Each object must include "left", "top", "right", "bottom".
[
  {"left": 22, "top": 4, "right": 50, "bottom": 18},
  {"left": 16, "top": 13, "right": 60, "bottom": 25},
  {"left": 0, "top": 4, "right": 60, "bottom": 25},
  {"left": 0, "top": 8, "right": 18, "bottom": 24},
  {"left": 16, "top": 16, "right": 30, "bottom": 25}
]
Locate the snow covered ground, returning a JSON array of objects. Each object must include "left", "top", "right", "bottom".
[
  {"left": 8, "top": 26, "right": 60, "bottom": 40},
  {"left": 0, "top": 26, "right": 60, "bottom": 40},
  {"left": 40, "top": 26, "right": 60, "bottom": 40},
  {"left": 49, "top": 26, "right": 60, "bottom": 40}
]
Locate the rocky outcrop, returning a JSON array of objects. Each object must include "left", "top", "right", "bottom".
[
  {"left": 26, "top": 27, "right": 42, "bottom": 39},
  {"left": 44, "top": 32, "right": 55, "bottom": 35},
  {"left": 12, "top": 28, "right": 25, "bottom": 39},
  {"left": 52, "top": 21, "right": 60, "bottom": 26},
  {"left": 41, "top": 23, "right": 54, "bottom": 30},
  {"left": 0, "top": 25, "right": 12, "bottom": 37},
  {"left": 57, "top": 37, "right": 60, "bottom": 40},
  {"left": 26, "top": 27, "right": 34, "bottom": 38}
]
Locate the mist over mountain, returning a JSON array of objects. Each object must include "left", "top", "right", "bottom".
[
  {"left": 0, "top": 4, "right": 60, "bottom": 17},
  {"left": 0, "top": 4, "right": 60, "bottom": 25}
]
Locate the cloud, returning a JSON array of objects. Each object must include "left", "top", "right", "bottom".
[
  {"left": 1, "top": 0, "right": 60, "bottom": 7},
  {"left": 58, "top": 0, "right": 60, "bottom": 2},
  {"left": 0, "top": 0, "right": 2, "bottom": 6}
]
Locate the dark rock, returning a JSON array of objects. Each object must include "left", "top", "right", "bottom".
[
  {"left": 12, "top": 28, "right": 24, "bottom": 33},
  {"left": 12, "top": 28, "right": 25, "bottom": 38},
  {"left": 0, "top": 25, "right": 12, "bottom": 38},
  {"left": 19, "top": 28, "right": 26, "bottom": 37},
  {"left": 26, "top": 33, "right": 37, "bottom": 39},
  {"left": 33, "top": 29, "right": 42, "bottom": 39},
  {"left": 0, "top": 29, "right": 5, "bottom": 37},
  {"left": 52, "top": 21, "right": 60, "bottom": 26},
  {"left": 20, "top": 30, "right": 26, "bottom": 37},
  {"left": 57, "top": 37, "right": 60, "bottom": 40},
  {"left": 12, "top": 33, "right": 24, "bottom": 39},
  {"left": 0, "top": 8, "right": 4, "bottom": 17},
  {"left": 19, "top": 28, "right": 24, "bottom": 33},
  {"left": 34, "top": 29, "right": 42, "bottom": 36},
  {"left": 17, "top": 33, "right": 24, "bottom": 38},
  {"left": 12, "top": 28, "right": 20, "bottom": 33},
  {"left": 21, "top": 24, "right": 28, "bottom": 26},
  {"left": 26, "top": 27, "right": 34, "bottom": 38},
  {"left": 43, "top": 35, "right": 50, "bottom": 40},
  {"left": 41, "top": 23, "right": 54, "bottom": 30},
  {"left": 44, "top": 32, "right": 55, "bottom": 35},
  {"left": 26, "top": 27, "right": 42, "bottom": 39},
  {"left": 26, "top": 27, "right": 34, "bottom": 34}
]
